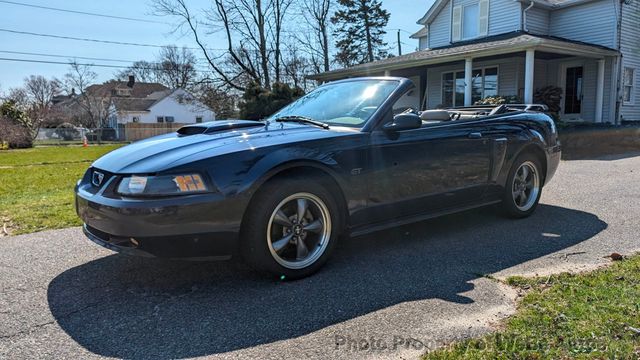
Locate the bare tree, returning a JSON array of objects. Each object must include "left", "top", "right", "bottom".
[
  {"left": 270, "top": 0, "right": 294, "bottom": 83},
  {"left": 298, "top": 0, "right": 333, "bottom": 73},
  {"left": 116, "top": 46, "right": 198, "bottom": 89},
  {"left": 153, "top": 0, "right": 249, "bottom": 90},
  {"left": 153, "top": 0, "right": 295, "bottom": 90},
  {"left": 157, "top": 45, "right": 198, "bottom": 89},
  {"left": 64, "top": 61, "right": 110, "bottom": 128},
  {"left": 3, "top": 76, "right": 61, "bottom": 139},
  {"left": 115, "top": 61, "right": 161, "bottom": 84},
  {"left": 24, "top": 75, "right": 61, "bottom": 115},
  {"left": 282, "top": 46, "right": 313, "bottom": 91}
]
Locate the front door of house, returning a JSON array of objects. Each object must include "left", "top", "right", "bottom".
[{"left": 563, "top": 66, "right": 583, "bottom": 119}]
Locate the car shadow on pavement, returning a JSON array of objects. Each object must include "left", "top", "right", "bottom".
[{"left": 47, "top": 204, "right": 607, "bottom": 359}]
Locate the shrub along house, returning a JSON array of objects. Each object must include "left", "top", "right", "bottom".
[{"left": 310, "top": 0, "right": 640, "bottom": 123}]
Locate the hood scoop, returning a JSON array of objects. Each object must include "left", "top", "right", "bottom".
[{"left": 177, "top": 120, "right": 265, "bottom": 136}]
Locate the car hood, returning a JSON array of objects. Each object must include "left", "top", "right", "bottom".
[{"left": 92, "top": 120, "right": 355, "bottom": 174}]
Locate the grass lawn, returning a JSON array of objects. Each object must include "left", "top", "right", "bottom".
[
  {"left": 424, "top": 256, "right": 640, "bottom": 359},
  {"left": 0, "top": 145, "right": 122, "bottom": 235}
]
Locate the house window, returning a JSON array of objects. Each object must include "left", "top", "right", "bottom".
[
  {"left": 165, "top": 116, "right": 175, "bottom": 123},
  {"left": 196, "top": 116, "right": 203, "bottom": 123},
  {"left": 157, "top": 116, "right": 164, "bottom": 123},
  {"left": 442, "top": 67, "right": 498, "bottom": 107},
  {"left": 623, "top": 67, "right": 635, "bottom": 104},
  {"left": 132, "top": 116, "right": 140, "bottom": 123},
  {"left": 462, "top": 4, "right": 479, "bottom": 39}
]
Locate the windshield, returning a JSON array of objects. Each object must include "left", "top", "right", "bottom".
[{"left": 269, "top": 79, "right": 400, "bottom": 128}]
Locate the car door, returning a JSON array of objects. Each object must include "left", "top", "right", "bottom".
[{"left": 360, "top": 116, "right": 492, "bottom": 226}]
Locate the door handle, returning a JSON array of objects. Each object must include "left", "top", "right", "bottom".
[{"left": 468, "top": 132, "right": 483, "bottom": 139}]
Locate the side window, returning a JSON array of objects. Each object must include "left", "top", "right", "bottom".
[
  {"left": 393, "top": 88, "right": 421, "bottom": 115},
  {"left": 156, "top": 116, "right": 164, "bottom": 123}
]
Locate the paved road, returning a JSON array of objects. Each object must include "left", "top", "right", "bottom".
[{"left": 1, "top": 154, "right": 639, "bottom": 359}]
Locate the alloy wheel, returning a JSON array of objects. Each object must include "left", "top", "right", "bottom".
[
  {"left": 511, "top": 161, "right": 540, "bottom": 212},
  {"left": 266, "top": 192, "right": 332, "bottom": 269}
]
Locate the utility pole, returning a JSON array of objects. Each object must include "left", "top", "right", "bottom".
[{"left": 397, "top": 29, "right": 402, "bottom": 56}]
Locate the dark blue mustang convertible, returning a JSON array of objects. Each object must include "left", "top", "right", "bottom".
[{"left": 76, "top": 77, "right": 561, "bottom": 278}]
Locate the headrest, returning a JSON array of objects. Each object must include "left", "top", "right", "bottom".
[{"left": 420, "top": 110, "right": 450, "bottom": 121}]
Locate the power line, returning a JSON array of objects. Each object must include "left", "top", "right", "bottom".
[
  {"left": 0, "top": 0, "right": 168, "bottom": 25},
  {"left": 0, "top": 50, "right": 139, "bottom": 63},
  {"left": 0, "top": 57, "right": 214, "bottom": 73},
  {"left": 0, "top": 28, "right": 305, "bottom": 53},
  {"left": 0, "top": 50, "right": 213, "bottom": 65},
  {"left": 0, "top": 28, "right": 197, "bottom": 50}
]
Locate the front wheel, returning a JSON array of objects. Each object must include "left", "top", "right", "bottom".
[
  {"left": 240, "top": 178, "right": 342, "bottom": 279},
  {"left": 501, "top": 154, "right": 543, "bottom": 218}
]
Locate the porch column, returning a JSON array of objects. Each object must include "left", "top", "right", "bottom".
[
  {"left": 595, "top": 59, "right": 605, "bottom": 123},
  {"left": 464, "top": 58, "right": 473, "bottom": 106},
  {"left": 524, "top": 49, "right": 535, "bottom": 104}
]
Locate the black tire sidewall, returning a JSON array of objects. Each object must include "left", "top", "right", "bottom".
[
  {"left": 240, "top": 177, "right": 342, "bottom": 279},
  {"left": 502, "top": 153, "right": 543, "bottom": 218}
]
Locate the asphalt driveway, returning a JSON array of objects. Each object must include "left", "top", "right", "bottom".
[{"left": 1, "top": 153, "right": 639, "bottom": 359}]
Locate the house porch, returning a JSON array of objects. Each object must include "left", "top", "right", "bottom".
[{"left": 309, "top": 33, "right": 621, "bottom": 123}]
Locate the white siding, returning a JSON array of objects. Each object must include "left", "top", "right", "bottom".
[
  {"left": 526, "top": 7, "right": 549, "bottom": 35},
  {"left": 426, "top": 0, "right": 522, "bottom": 48},
  {"left": 620, "top": 0, "right": 640, "bottom": 121},
  {"left": 549, "top": 0, "right": 617, "bottom": 48},
  {"left": 118, "top": 89, "right": 216, "bottom": 124},
  {"left": 419, "top": 36, "right": 429, "bottom": 50},
  {"left": 429, "top": 0, "right": 451, "bottom": 48},
  {"left": 487, "top": 0, "right": 521, "bottom": 35}
]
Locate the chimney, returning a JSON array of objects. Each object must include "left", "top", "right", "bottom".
[
  {"left": 127, "top": 75, "right": 135, "bottom": 88},
  {"left": 71, "top": 88, "right": 76, "bottom": 96}
]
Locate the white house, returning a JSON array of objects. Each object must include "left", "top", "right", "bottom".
[
  {"left": 310, "top": 0, "right": 640, "bottom": 124},
  {"left": 83, "top": 76, "right": 215, "bottom": 127},
  {"left": 109, "top": 88, "right": 216, "bottom": 125}
]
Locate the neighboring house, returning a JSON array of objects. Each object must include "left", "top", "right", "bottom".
[
  {"left": 310, "top": 0, "right": 640, "bottom": 123},
  {"left": 88, "top": 77, "right": 216, "bottom": 127}
]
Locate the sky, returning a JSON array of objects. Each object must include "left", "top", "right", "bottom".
[{"left": 0, "top": 0, "right": 435, "bottom": 91}]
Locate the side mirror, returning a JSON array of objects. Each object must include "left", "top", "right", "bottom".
[{"left": 383, "top": 113, "right": 422, "bottom": 132}]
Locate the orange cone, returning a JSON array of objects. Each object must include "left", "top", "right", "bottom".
[{"left": 82, "top": 136, "right": 89, "bottom": 147}]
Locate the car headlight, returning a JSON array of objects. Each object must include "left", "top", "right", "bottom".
[{"left": 117, "top": 173, "right": 209, "bottom": 196}]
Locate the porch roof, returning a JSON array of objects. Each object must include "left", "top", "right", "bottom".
[{"left": 309, "top": 32, "right": 619, "bottom": 82}]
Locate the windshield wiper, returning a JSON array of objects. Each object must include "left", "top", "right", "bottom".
[{"left": 274, "top": 115, "right": 330, "bottom": 129}]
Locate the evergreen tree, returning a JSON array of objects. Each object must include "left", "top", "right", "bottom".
[
  {"left": 331, "top": 0, "right": 390, "bottom": 67},
  {"left": 239, "top": 82, "right": 304, "bottom": 120}
]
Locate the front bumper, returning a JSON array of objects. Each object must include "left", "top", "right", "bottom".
[{"left": 75, "top": 176, "right": 248, "bottom": 260}]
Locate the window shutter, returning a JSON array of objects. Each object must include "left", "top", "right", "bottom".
[
  {"left": 452, "top": 5, "right": 462, "bottom": 42},
  {"left": 478, "top": 0, "right": 489, "bottom": 36}
]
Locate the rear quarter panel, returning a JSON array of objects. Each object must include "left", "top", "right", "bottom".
[{"left": 481, "top": 112, "right": 558, "bottom": 199}]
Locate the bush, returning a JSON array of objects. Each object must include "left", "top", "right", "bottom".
[
  {"left": 239, "top": 81, "right": 304, "bottom": 120},
  {"left": 534, "top": 86, "right": 563, "bottom": 121},
  {"left": 55, "top": 122, "right": 80, "bottom": 141},
  {"left": 474, "top": 95, "right": 522, "bottom": 106},
  {"left": 0, "top": 116, "right": 33, "bottom": 149}
]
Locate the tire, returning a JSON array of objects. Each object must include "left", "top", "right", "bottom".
[
  {"left": 500, "top": 153, "right": 543, "bottom": 218},
  {"left": 240, "top": 177, "right": 343, "bottom": 279}
]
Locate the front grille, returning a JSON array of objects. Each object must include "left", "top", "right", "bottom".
[{"left": 90, "top": 168, "right": 114, "bottom": 189}]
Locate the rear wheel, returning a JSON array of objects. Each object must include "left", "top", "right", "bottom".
[
  {"left": 240, "top": 177, "right": 342, "bottom": 279},
  {"left": 501, "top": 154, "right": 543, "bottom": 218}
]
